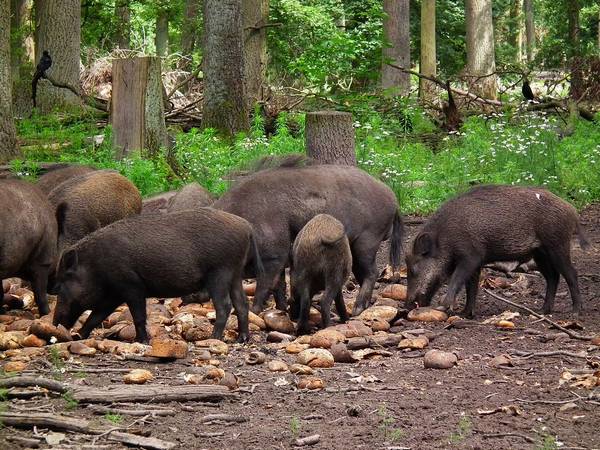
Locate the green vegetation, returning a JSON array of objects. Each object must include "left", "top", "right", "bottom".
[
  {"left": 449, "top": 415, "right": 472, "bottom": 444},
  {"left": 536, "top": 433, "right": 560, "bottom": 450},
  {"left": 377, "top": 403, "right": 404, "bottom": 443},
  {"left": 104, "top": 412, "right": 124, "bottom": 425},
  {"left": 62, "top": 391, "right": 79, "bottom": 410},
  {"left": 289, "top": 416, "right": 301, "bottom": 437}
]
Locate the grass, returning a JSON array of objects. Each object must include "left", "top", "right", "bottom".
[
  {"left": 11, "top": 104, "right": 600, "bottom": 214},
  {"left": 449, "top": 415, "right": 472, "bottom": 444},
  {"left": 104, "top": 412, "right": 124, "bottom": 425},
  {"left": 289, "top": 416, "right": 301, "bottom": 438},
  {"left": 377, "top": 403, "right": 404, "bottom": 443},
  {"left": 62, "top": 391, "right": 79, "bottom": 410}
]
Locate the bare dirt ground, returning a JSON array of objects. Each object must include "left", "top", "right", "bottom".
[{"left": 1, "top": 205, "right": 600, "bottom": 450}]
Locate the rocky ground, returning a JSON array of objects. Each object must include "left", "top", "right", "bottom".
[{"left": 1, "top": 205, "right": 600, "bottom": 450}]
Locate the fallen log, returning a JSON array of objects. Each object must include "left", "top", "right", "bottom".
[
  {"left": 0, "top": 376, "right": 67, "bottom": 394},
  {"left": 72, "top": 384, "right": 233, "bottom": 404},
  {"left": 87, "top": 405, "right": 177, "bottom": 417}
]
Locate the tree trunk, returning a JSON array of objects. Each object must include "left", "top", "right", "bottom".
[
  {"left": 202, "top": 0, "right": 249, "bottom": 135},
  {"left": 567, "top": 0, "right": 582, "bottom": 100},
  {"left": 419, "top": 0, "right": 436, "bottom": 101},
  {"left": 524, "top": 0, "right": 534, "bottom": 63},
  {"left": 1, "top": 0, "right": 19, "bottom": 163},
  {"left": 155, "top": 9, "right": 169, "bottom": 56},
  {"left": 305, "top": 112, "right": 356, "bottom": 166},
  {"left": 114, "top": 0, "right": 130, "bottom": 49},
  {"left": 110, "top": 57, "right": 168, "bottom": 159},
  {"left": 465, "top": 0, "right": 497, "bottom": 100},
  {"left": 508, "top": 0, "right": 523, "bottom": 62},
  {"left": 180, "top": 0, "right": 201, "bottom": 71},
  {"left": 34, "top": 0, "right": 81, "bottom": 111},
  {"left": 381, "top": 0, "right": 410, "bottom": 96},
  {"left": 10, "top": 0, "right": 29, "bottom": 83},
  {"left": 242, "top": 0, "right": 269, "bottom": 108}
]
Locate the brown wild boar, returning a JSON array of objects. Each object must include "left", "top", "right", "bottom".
[
  {"left": 48, "top": 169, "right": 142, "bottom": 252},
  {"left": 289, "top": 214, "right": 351, "bottom": 334},
  {"left": 36, "top": 164, "right": 96, "bottom": 194},
  {"left": 141, "top": 191, "right": 177, "bottom": 215},
  {"left": 52, "top": 209, "right": 262, "bottom": 343},
  {"left": 0, "top": 180, "right": 57, "bottom": 315},
  {"left": 406, "top": 185, "right": 589, "bottom": 318},
  {"left": 167, "top": 182, "right": 214, "bottom": 212},
  {"left": 214, "top": 155, "right": 403, "bottom": 317}
]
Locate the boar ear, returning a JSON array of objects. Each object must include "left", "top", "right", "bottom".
[
  {"left": 61, "top": 249, "right": 79, "bottom": 273},
  {"left": 55, "top": 202, "right": 68, "bottom": 235},
  {"left": 413, "top": 232, "right": 434, "bottom": 256}
]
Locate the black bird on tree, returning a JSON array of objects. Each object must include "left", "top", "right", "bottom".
[
  {"left": 32, "top": 50, "right": 52, "bottom": 107},
  {"left": 522, "top": 79, "right": 535, "bottom": 102},
  {"left": 442, "top": 80, "right": 462, "bottom": 132}
]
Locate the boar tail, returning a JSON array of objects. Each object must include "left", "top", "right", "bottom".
[
  {"left": 577, "top": 222, "right": 591, "bottom": 251},
  {"left": 389, "top": 209, "right": 404, "bottom": 271},
  {"left": 251, "top": 231, "right": 265, "bottom": 278}
]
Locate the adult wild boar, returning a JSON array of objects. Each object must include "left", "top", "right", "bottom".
[
  {"left": 36, "top": 164, "right": 96, "bottom": 194},
  {"left": 167, "top": 182, "right": 214, "bottom": 212},
  {"left": 141, "top": 191, "right": 176, "bottom": 215},
  {"left": 0, "top": 180, "right": 57, "bottom": 315},
  {"left": 406, "top": 185, "right": 589, "bottom": 318},
  {"left": 48, "top": 169, "right": 142, "bottom": 252},
  {"left": 52, "top": 209, "right": 261, "bottom": 343},
  {"left": 214, "top": 155, "right": 403, "bottom": 316},
  {"left": 289, "top": 214, "right": 352, "bottom": 334}
]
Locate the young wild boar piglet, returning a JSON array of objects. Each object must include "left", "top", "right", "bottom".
[
  {"left": 167, "top": 182, "right": 214, "bottom": 212},
  {"left": 0, "top": 180, "right": 57, "bottom": 315},
  {"left": 290, "top": 214, "right": 351, "bottom": 334},
  {"left": 52, "top": 209, "right": 262, "bottom": 343},
  {"left": 406, "top": 185, "right": 589, "bottom": 318}
]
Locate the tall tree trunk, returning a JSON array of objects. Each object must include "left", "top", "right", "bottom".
[
  {"left": 180, "top": 0, "right": 201, "bottom": 71},
  {"left": 1, "top": 0, "right": 19, "bottom": 162},
  {"left": 10, "top": 0, "right": 29, "bottom": 83},
  {"left": 381, "top": 0, "right": 410, "bottom": 96},
  {"left": 242, "top": 0, "right": 269, "bottom": 108},
  {"left": 34, "top": 0, "right": 81, "bottom": 110},
  {"left": 114, "top": 0, "right": 131, "bottom": 49},
  {"left": 508, "top": 0, "right": 523, "bottom": 62},
  {"left": 202, "top": 0, "right": 249, "bottom": 134},
  {"left": 419, "top": 0, "right": 436, "bottom": 101},
  {"left": 465, "top": 0, "right": 497, "bottom": 100},
  {"left": 155, "top": 9, "right": 169, "bottom": 56},
  {"left": 567, "top": 0, "right": 582, "bottom": 100},
  {"left": 305, "top": 112, "right": 356, "bottom": 166},
  {"left": 523, "top": 0, "right": 535, "bottom": 63}
]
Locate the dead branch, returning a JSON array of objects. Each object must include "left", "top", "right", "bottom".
[
  {"left": 508, "top": 349, "right": 590, "bottom": 360},
  {"left": 0, "top": 412, "right": 176, "bottom": 450},
  {"left": 72, "top": 384, "right": 233, "bottom": 404},
  {"left": 166, "top": 66, "right": 202, "bottom": 99},
  {"left": 295, "top": 434, "right": 321, "bottom": 446},
  {"left": 41, "top": 74, "right": 108, "bottom": 112},
  {"left": 87, "top": 405, "right": 177, "bottom": 416},
  {"left": 482, "top": 288, "right": 593, "bottom": 341},
  {"left": 477, "top": 431, "right": 535, "bottom": 443},
  {"left": 245, "top": 22, "right": 282, "bottom": 32},
  {"left": 199, "top": 413, "right": 248, "bottom": 424},
  {"left": 0, "top": 376, "right": 67, "bottom": 394}
]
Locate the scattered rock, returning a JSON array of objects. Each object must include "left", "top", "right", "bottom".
[
  {"left": 268, "top": 360, "right": 289, "bottom": 372},
  {"left": 184, "top": 318, "right": 213, "bottom": 341},
  {"left": 117, "top": 324, "right": 137, "bottom": 342},
  {"left": 194, "top": 339, "right": 228, "bottom": 355},
  {"left": 398, "top": 335, "right": 429, "bottom": 350},
  {"left": 263, "top": 310, "right": 295, "bottom": 334},
  {"left": 146, "top": 338, "right": 189, "bottom": 359},
  {"left": 286, "top": 342, "right": 309, "bottom": 354},
  {"left": 205, "top": 367, "right": 225, "bottom": 381},
  {"left": 248, "top": 311, "right": 266, "bottom": 330},
  {"left": 496, "top": 320, "right": 515, "bottom": 329},
  {"left": 296, "top": 377, "right": 325, "bottom": 390},
  {"left": 332, "top": 321, "right": 373, "bottom": 338},
  {"left": 352, "top": 348, "right": 393, "bottom": 360},
  {"left": 69, "top": 341, "right": 97, "bottom": 356},
  {"left": 369, "top": 319, "right": 390, "bottom": 332},
  {"left": 289, "top": 364, "right": 314, "bottom": 375},
  {"left": 267, "top": 331, "right": 294, "bottom": 343},
  {"left": 22, "top": 334, "right": 46, "bottom": 347},
  {"left": 309, "top": 329, "right": 346, "bottom": 349},
  {"left": 592, "top": 336, "right": 600, "bottom": 346},
  {"left": 297, "top": 348, "right": 335, "bottom": 368},
  {"left": 219, "top": 372, "right": 239, "bottom": 390},
  {"left": 28, "top": 321, "right": 72, "bottom": 342},
  {"left": 358, "top": 305, "right": 398, "bottom": 323},
  {"left": 4, "top": 361, "right": 28, "bottom": 372},
  {"left": 423, "top": 350, "right": 457, "bottom": 369},
  {"left": 329, "top": 342, "right": 357, "bottom": 363},
  {"left": 489, "top": 354, "right": 513, "bottom": 367},
  {"left": 0, "top": 331, "right": 26, "bottom": 350},
  {"left": 380, "top": 284, "right": 407, "bottom": 301},
  {"left": 124, "top": 369, "right": 153, "bottom": 384},
  {"left": 407, "top": 307, "right": 448, "bottom": 322},
  {"left": 6, "top": 319, "right": 33, "bottom": 332},
  {"left": 245, "top": 351, "right": 266, "bottom": 365}
]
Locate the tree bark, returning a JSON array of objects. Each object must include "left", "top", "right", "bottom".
[
  {"left": 110, "top": 57, "right": 168, "bottom": 159},
  {"left": 114, "top": 0, "right": 131, "bottom": 49},
  {"left": 523, "top": 0, "right": 535, "bottom": 63},
  {"left": 72, "top": 383, "right": 232, "bottom": 403},
  {"left": 202, "top": 0, "right": 249, "bottom": 135},
  {"left": 34, "top": 0, "right": 81, "bottom": 111},
  {"left": 10, "top": 0, "right": 29, "bottom": 83},
  {"left": 0, "top": 0, "right": 19, "bottom": 163},
  {"left": 508, "top": 0, "right": 523, "bottom": 62},
  {"left": 180, "top": 0, "right": 201, "bottom": 71},
  {"left": 419, "top": 0, "right": 436, "bottom": 101},
  {"left": 567, "top": 0, "right": 582, "bottom": 99},
  {"left": 155, "top": 8, "right": 169, "bottom": 56},
  {"left": 381, "top": 0, "right": 410, "bottom": 96},
  {"left": 465, "top": 0, "right": 497, "bottom": 100},
  {"left": 305, "top": 111, "right": 356, "bottom": 166},
  {"left": 242, "top": 0, "right": 269, "bottom": 108}
]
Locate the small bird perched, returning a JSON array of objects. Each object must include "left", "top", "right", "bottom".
[
  {"left": 32, "top": 50, "right": 52, "bottom": 107},
  {"left": 522, "top": 79, "right": 535, "bottom": 102}
]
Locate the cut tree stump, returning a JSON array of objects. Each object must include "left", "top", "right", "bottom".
[
  {"left": 305, "top": 111, "right": 356, "bottom": 165},
  {"left": 111, "top": 57, "right": 168, "bottom": 159}
]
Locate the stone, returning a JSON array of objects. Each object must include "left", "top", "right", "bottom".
[
  {"left": 309, "top": 329, "right": 346, "bottom": 349},
  {"left": 297, "top": 348, "right": 334, "bottom": 368},
  {"left": 296, "top": 377, "right": 325, "bottom": 390},
  {"left": 423, "top": 350, "right": 458, "bottom": 369},
  {"left": 194, "top": 339, "right": 228, "bottom": 355},
  {"left": 69, "top": 341, "right": 97, "bottom": 356},
  {"left": 123, "top": 369, "right": 153, "bottom": 384},
  {"left": 263, "top": 310, "right": 296, "bottom": 334},
  {"left": 268, "top": 360, "right": 289, "bottom": 372},
  {"left": 407, "top": 307, "right": 448, "bottom": 322},
  {"left": 358, "top": 305, "right": 398, "bottom": 323},
  {"left": 146, "top": 338, "right": 189, "bottom": 359},
  {"left": 380, "top": 284, "right": 407, "bottom": 301}
]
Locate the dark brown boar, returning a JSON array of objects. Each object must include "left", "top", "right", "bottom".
[
  {"left": 48, "top": 170, "right": 142, "bottom": 252},
  {"left": 214, "top": 155, "right": 403, "bottom": 317},
  {"left": 36, "top": 164, "right": 96, "bottom": 194},
  {"left": 0, "top": 180, "right": 57, "bottom": 315},
  {"left": 52, "top": 208, "right": 262, "bottom": 343},
  {"left": 289, "top": 214, "right": 351, "bottom": 334},
  {"left": 167, "top": 182, "right": 214, "bottom": 212},
  {"left": 141, "top": 191, "right": 177, "bottom": 215},
  {"left": 406, "top": 185, "right": 589, "bottom": 318}
]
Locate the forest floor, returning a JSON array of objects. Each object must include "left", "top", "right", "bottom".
[{"left": 1, "top": 206, "right": 600, "bottom": 450}]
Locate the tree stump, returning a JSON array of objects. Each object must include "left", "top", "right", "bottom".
[
  {"left": 305, "top": 111, "right": 356, "bottom": 166},
  {"left": 110, "top": 57, "right": 168, "bottom": 159}
]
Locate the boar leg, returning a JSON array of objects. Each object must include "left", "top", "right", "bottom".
[
  {"left": 296, "top": 285, "right": 312, "bottom": 335},
  {"left": 319, "top": 286, "right": 338, "bottom": 329},
  {"left": 78, "top": 308, "right": 114, "bottom": 339},
  {"left": 251, "top": 258, "right": 286, "bottom": 314},
  {"left": 545, "top": 246, "right": 582, "bottom": 314},
  {"left": 127, "top": 297, "right": 149, "bottom": 343},
  {"left": 462, "top": 268, "right": 481, "bottom": 319},
  {"left": 230, "top": 279, "right": 250, "bottom": 343},
  {"left": 441, "top": 260, "right": 481, "bottom": 311},
  {"left": 533, "top": 251, "right": 559, "bottom": 314},
  {"left": 350, "top": 239, "right": 379, "bottom": 316},
  {"left": 208, "top": 275, "right": 233, "bottom": 339},
  {"left": 334, "top": 291, "right": 348, "bottom": 323},
  {"left": 30, "top": 266, "right": 50, "bottom": 316},
  {"left": 272, "top": 271, "right": 287, "bottom": 311}
]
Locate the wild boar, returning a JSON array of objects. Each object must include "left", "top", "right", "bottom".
[
  {"left": 0, "top": 180, "right": 57, "bottom": 315},
  {"left": 214, "top": 155, "right": 403, "bottom": 316},
  {"left": 289, "top": 214, "right": 351, "bottom": 334},
  {"left": 406, "top": 185, "right": 589, "bottom": 318},
  {"left": 167, "top": 182, "right": 214, "bottom": 212},
  {"left": 36, "top": 164, "right": 96, "bottom": 194},
  {"left": 141, "top": 191, "right": 177, "bottom": 215},
  {"left": 48, "top": 169, "right": 142, "bottom": 252},
  {"left": 52, "top": 209, "right": 262, "bottom": 343}
]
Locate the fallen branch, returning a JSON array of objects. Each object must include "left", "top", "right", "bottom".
[
  {"left": 295, "top": 434, "right": 321, "bottom": 446},
  {"left": 0, "top": 412, "right": 176, "bottom": 450},
  {"left": 166, "top": 66, "right": 202, "bottom": 99},
  {"left": 0, "top": 376, "right": 67, "bottom": 394},
  {"left": 508, "top": 349, "right": 590, "bottom": 360},
  {"left": 477, "top": 431, "right": 535, "bottom": 443},
  {"left": 200, "top": 413, "right": 248, "bottom": 424},
  {"left": 482, "top": 288, "right": 593, "bottom": 341},
  {"left": 87, "top": 405, "right": 177, "bottom": 416},
  {"left": 72, "top": 384, "right": 233, "bottom": 404},
  {"left": 41, "top": 74, "right": 108, "bottom": 112}
]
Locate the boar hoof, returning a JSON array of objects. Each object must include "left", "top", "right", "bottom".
[
  {"left": 71, "top": 331, "right": 83, "bottom": 340},
  {"left": 351, "top": 304, "right": 366, "bottom": 317},
  {"left": 236, "top": 333, "right": 249, "bottom": 344},
  {"left": 460, "top": 309, "right": 474, "bottom": 319},
  {"left": 250, "top": 304, "right": 263, "bottom": 315},
  {"left": 38, "top": 305, "right": 50, "bottom": 316}
]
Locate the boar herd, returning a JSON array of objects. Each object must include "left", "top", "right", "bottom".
[{"left": 0, "top": 155, "right": 590, "bottom": 344}]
